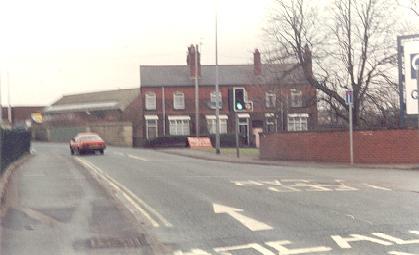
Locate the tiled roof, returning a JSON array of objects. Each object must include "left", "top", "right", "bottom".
[
  {"left": 140, "top": 64, "right": 308, "bottom": 87},
  {"left": 45, "top": 88, "right": 139, "bottom": 113}
]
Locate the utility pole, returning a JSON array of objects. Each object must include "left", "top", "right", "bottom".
[
  {"left": 0, "top": 72, "right": 2, "bottom": 126},
  {"left": 195, "top": 44, "right": 200, "bottom": 137},
  {"left": 214, "top": 5, "right": 221, "bottom": 154},
  {"left": 346, "top": 90, "right": 354, "bottom": 165},
  {"left": 417, "top": 65, "right": 419, "bottom": 129}
]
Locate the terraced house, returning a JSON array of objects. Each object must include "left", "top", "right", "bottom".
[{"left": 138, "top": 46, "right": 318, "bottom": 147}]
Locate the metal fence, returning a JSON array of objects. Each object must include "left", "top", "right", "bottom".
[{"left": 0, "top": 128, "right": 31, "bottom": 174}]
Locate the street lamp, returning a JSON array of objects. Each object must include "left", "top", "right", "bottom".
[{"left": 214, "top": 1, "right": 220, "bottom": 154}]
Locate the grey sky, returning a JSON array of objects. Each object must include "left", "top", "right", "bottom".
[
  {"left": 0, "top": 0, "right": 272, "bottom": 106},
  {"left": 0, "top": 0, "right": 417, "bottom": 106}
]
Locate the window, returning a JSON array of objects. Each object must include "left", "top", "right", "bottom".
[
  {"left": 145, "top": 92, "right": 156, "bottom": 110},
  {"left": 265, "top": 92, "right": 276, "bottom": 108},
  {"left": 145, "top": 115, "right": 158, "bottom": 139},
  {"left": 265, "top": 113, "right": 277, "bottom": 133},
  {"left": 290, "top": 89, "right": 303, "bottom": 108},
  {"left": 169, "top": 116, "right": 190, "bottom": 135},
  {"left": 287, "top": 114, "right": 308, "bottom": 131},
  {"left": 173, "top": 92, "right": 185, "bottom": 109},
  {"left": 206, "top": 115, "right": 228, "bottom": 134},
  {"left": 210, "top": 91, "right": 222, "bottom": 109}
]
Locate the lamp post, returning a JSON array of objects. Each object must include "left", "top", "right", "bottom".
[{"left": 214, "top": 2, "right": 220, "bottom": 154}]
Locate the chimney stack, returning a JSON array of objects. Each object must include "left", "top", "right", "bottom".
[
  {"left": 187, "top": 44, "right": 201, "bottom": 78},
  {"left": 253, "top": 49, "right": 262, "bottom": 76},
  {"left": 303, "top": 44, "right": 313, "bottom": 77}
]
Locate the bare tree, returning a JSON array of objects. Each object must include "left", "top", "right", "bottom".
[
  {"left": 398, "top": 0, "right": 419, "bottom": 15},
  {"left": 266, "top": 0, "right": 402, "bottom": 128}
]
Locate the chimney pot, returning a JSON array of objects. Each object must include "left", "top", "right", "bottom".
[{"left": 254, "top": 49, "right": 262, "bottom": 76}]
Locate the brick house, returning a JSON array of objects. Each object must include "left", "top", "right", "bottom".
[
  {"left": 1, "top": 106, "right": 44, "bottom": 128},
  {"left": 138, "top": 46, "right": 318, "bottom": 146}
]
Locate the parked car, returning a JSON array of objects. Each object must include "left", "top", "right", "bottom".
[{"left": 70, "top": 133, "right": 106, "bottom": 155}]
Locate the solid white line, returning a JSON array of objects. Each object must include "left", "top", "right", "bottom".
[
  {"left": 364, "top": 184, "right": 392, "bottom": 191},
  {"left": 127, "top": 154, "right": 149, "bottom": 161},
  {"left": 74, "top": 157, "right": 171, "bottom": 227}
]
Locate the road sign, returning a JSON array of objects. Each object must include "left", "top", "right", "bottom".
[
  {"left": 403, "top": 40, "right": 419, "bottom": 114},
  {"left": 245, "top": 101, "right": 253, "bottom": 112},
  {"left": 345, "top": 90, "right": 353, "bottom": 105}
]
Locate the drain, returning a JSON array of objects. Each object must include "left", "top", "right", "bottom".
[{"left": 87, "top": 234, "right": 149, "bottom": 249}]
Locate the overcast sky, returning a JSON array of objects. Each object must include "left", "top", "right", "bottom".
[
  {"left": 0, "top": 0, "right": 417, "bottom": 106},
  {"left": 0, "top": 0, "right": 272, "bottom": 106}
]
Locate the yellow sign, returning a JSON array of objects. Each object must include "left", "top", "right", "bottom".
[{"left": 31, "top": 113, "right": 43, "bottom": 123}]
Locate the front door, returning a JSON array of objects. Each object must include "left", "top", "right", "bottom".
[{"left": 238, "top": 117, "right": 250, "bottom": 145}]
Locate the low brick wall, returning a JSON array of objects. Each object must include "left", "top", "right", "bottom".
[
  {"left": 33, "top": 122, "right": 133, "bottom": 147},
  {"left": 260, "top": 129, "right": 419, "bottom": 164}
]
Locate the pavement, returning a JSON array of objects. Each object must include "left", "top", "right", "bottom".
[
  {"left": 2, "top": 142, "right": 419, "bottom": 255},
  {"left": 159, "top": 148, "right": 419, "bottom": 170}
]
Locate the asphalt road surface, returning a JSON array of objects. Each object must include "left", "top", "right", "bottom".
[{"left": 2, "top": 142, "right": 419, "bottom": 255}]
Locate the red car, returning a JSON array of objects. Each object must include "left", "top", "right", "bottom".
[{"left": 70, "top": 133, "right": 106, "bottom": 155}]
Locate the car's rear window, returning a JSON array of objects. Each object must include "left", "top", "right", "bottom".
[{"left": 78, "top": 135, "right": 102, "bottom": 141}]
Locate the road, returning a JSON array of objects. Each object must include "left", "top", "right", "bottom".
[{"left": 2, "top": 142, "right": 419, "bottom": 255}]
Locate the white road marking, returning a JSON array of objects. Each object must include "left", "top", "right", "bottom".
[
  {"left": 213, "top": 203, "right": 273, "bottom": 231},
  {"left": 113, "top": 152, "right": 124, "bottom": 156},
  {"left": 388, "top": 252, "right": 419, "bottom": 255},
  {"left": 364, "top": 184, "right": 392, "bottom": 191},
  {"left": 266, "top": 240, "right": 332, "bottom": 254},
  {"left": 373, "top": 232, "right": 419, "bottom": 244},
  {"left": 214, "top": 243, "right": 275, "bottom": 255},
  {"left": 127, "top": 154, "right": 149, "bottom": 161},
  {"left": 74, "top": 157, "right": 172, "bottom": 227},
  {"left": 331, "top": 234, "right": 393, "bottom": 249},
  {"left": 268, "top": 186, "right": 301, "bottom": 192},
  {"left": 174, "top": 249, "right": 213, "bottom": 255}
]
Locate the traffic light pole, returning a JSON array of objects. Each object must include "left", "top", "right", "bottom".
[{"left": 235, "top": 112, "right": 240, "bottom": 158}]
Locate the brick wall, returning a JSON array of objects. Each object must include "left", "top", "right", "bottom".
[{"left": 260, "top": 129, "right": 419, "bottom": 164}]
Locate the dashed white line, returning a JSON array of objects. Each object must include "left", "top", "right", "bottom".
[
  {"left": 127, "top": 154, "right": 149, "bottom": 161},
  {"left": 364, "top": 184, "right": 392, "bottom": 191}
]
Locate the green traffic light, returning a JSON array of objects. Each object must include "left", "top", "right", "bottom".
[{"left": 236, "top": 102, "right": 243, "bottom": 110}]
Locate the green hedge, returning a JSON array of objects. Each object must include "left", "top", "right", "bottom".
[
  {"left": 144, "top": 136, "right": 188, "bottom": 148},
  {"left": 209, "top": 134, "right": 245, "bottom": 147},
  {"left": 1, "top": 128, "right": 31, "bottom": 174},
  {"left": 144, "top": 134, "right": 245, "bottom": 148}
]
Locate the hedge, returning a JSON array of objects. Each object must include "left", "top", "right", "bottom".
[
  {"left": 0, "top": 128, "right": 31, "bottom": 174},
  {"left": 145, "top": 134, "right": 244, "bottom": 148}
]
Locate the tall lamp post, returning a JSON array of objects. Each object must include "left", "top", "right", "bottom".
[{"left": 214, "top": 3, "right": 220, "bottom": 154}]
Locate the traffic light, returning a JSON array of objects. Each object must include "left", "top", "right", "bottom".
[{"left": 233, "top": 88, "right": 246, "bottom": 112}]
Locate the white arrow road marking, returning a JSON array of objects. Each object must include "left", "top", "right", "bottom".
[
  {"left": 213, "top": 203, "right": 273, "bottom": 231},
  {"left": 128, "top": 154, "right": 149, "bottom": 161},
  {"left": 364, "top": 184, "right": 392, "bottom": 191}
]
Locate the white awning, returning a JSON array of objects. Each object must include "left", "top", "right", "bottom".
[
  {"left": 265, "top": 113, "right": 275, "bottom": 118},
  {"left": 237, "top": 113, "right": 250, "bottom": 118},
  {"left": 168, "top": 115, "right": 191, "bottom": 120},
  {"left": 144, "top": 115, "right": 159, "bottom": 120},
  {"left": 288, "top": 113, "right": 309, "bottom": 118},
  {"left": 205, "top": 114, "right": 228, "bottom": 120}
]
